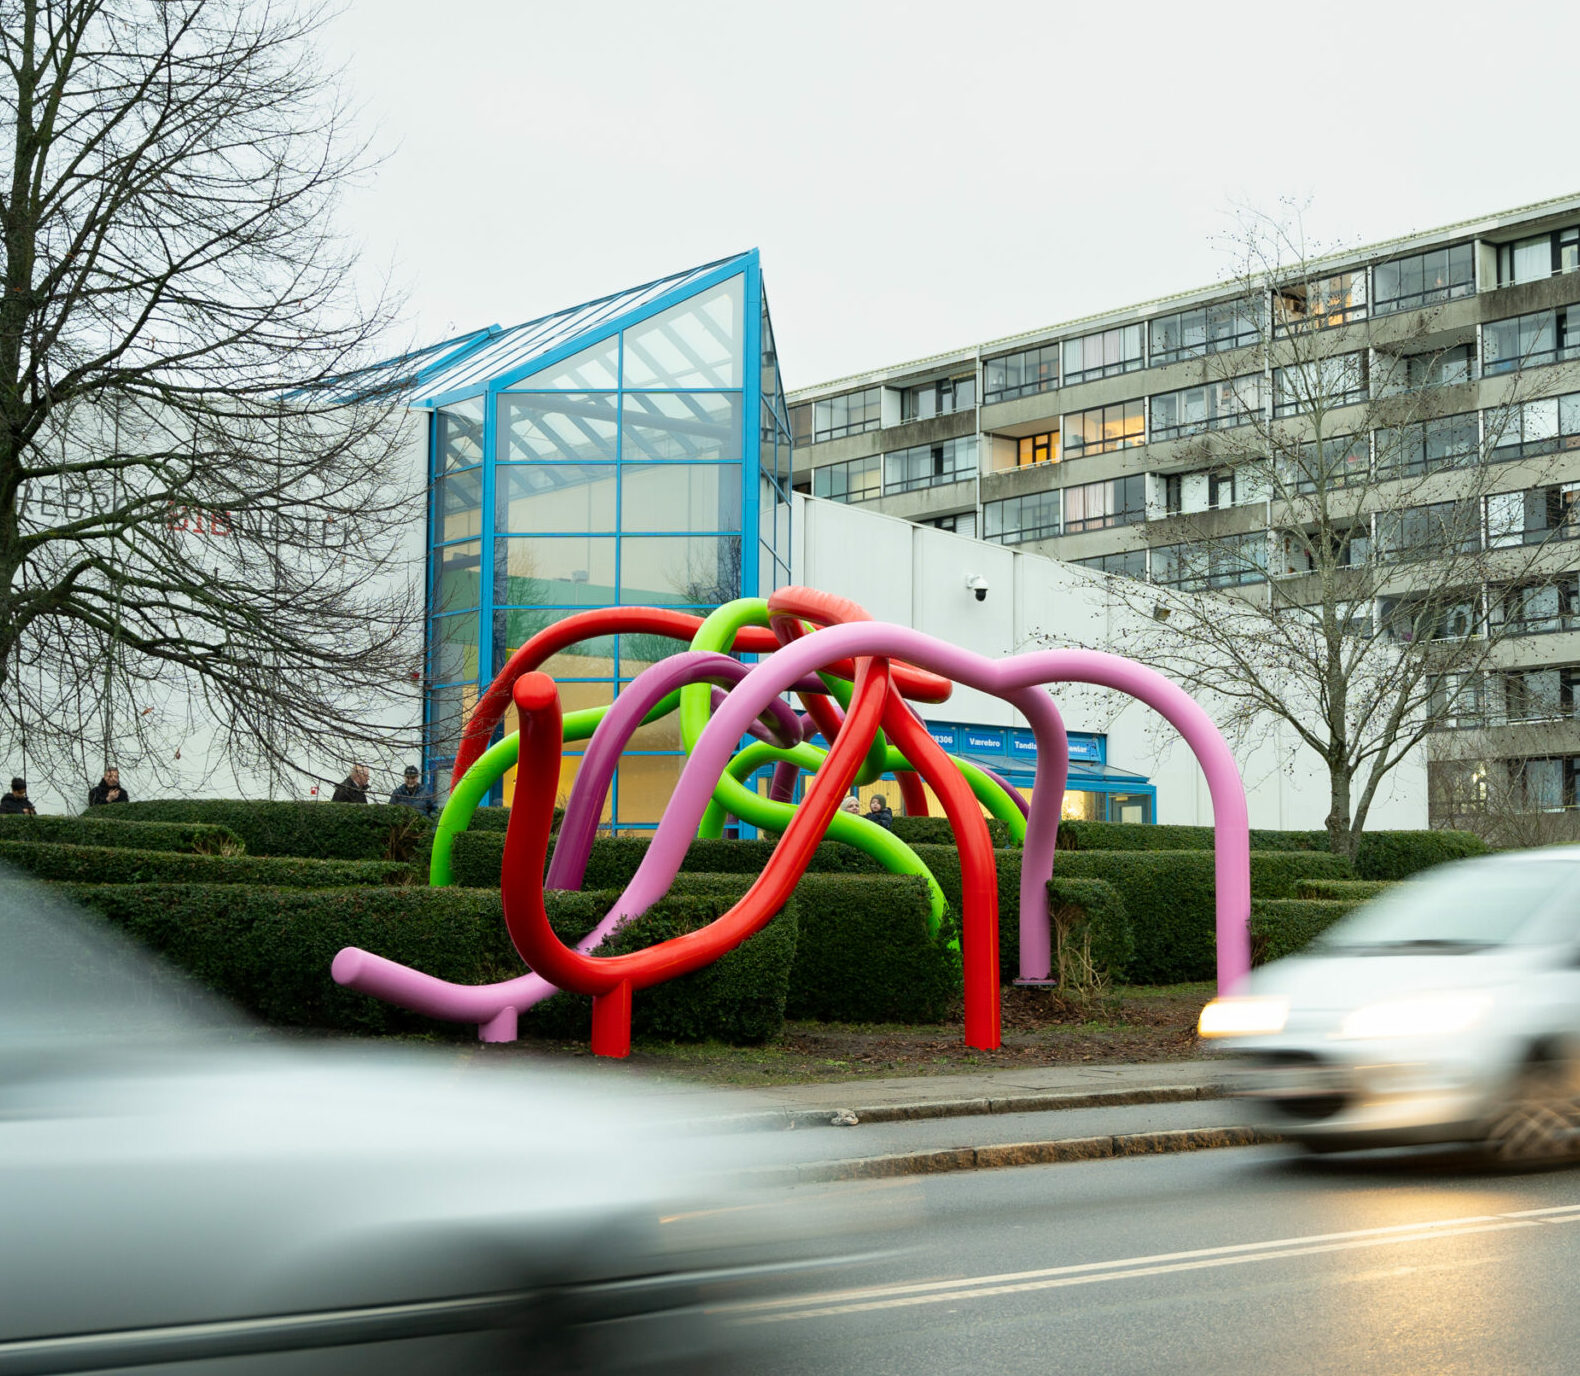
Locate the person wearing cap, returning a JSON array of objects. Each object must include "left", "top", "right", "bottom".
[
  {"left": 0, "top": 777, "right": 36, "bottom": 815},
  {"left": 388, "top": 766, "right": 435, "bottom": 818}
]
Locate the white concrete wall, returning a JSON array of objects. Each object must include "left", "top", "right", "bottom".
[{"left": 794, "top": 494, "right": 1427, "bottom": 830}]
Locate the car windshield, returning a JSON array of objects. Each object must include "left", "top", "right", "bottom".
[
  {"left": 1314, "top": 856, "right": 1580, "bottom": 952},
  {"left": 0, "top": 873, "right": 242, "bottom": 1048}
]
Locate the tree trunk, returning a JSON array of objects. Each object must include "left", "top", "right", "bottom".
[{"left": 1325, "top": 764, "right": 1357, "bottom": 863}]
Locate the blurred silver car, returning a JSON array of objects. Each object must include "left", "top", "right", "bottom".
[
  {"left": 0, "top": 883, "right": 827, "bottom": 1374},
  {"left": 1200, "top": 848, "right": 1580, "bottom": 1159}
]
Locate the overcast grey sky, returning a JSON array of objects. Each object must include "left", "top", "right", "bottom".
[{"left": 323, "top": 0, "right": 1578, "bottom": 391}]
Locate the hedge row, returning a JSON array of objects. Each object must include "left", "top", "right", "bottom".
[
  {"left": 1250, "top": 899, "right": 1355, "bottom": 965},
  {"left": 1294, "top": 878, "right": 1395, "bottom": 902},
  {"left": 0, "top": 816, "right": 245, "bottom": 853},
  {"left": 1351, "top": 830, "right": 1486, "bottom": 881},
  {"left": 888, "top": 815, "right": 1013, "bottom": 849},
  {"left": 1046, "top": 877, "right": 1133, "bottom": 984},
  {"left": 86, "top": 800, "right": 433, "bottom": 861},
  {"left": 0, "top": 840, "right": 410, "bottom": 888}
]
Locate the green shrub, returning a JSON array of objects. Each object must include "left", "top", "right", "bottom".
[
  {"left": 781, "top": 874, "right": 959, "bottom": 1023},
  {"left": 1054, "top": 820, "right": 1330, "bottom": 852},
  {"left": 1294, "top": 878, "right": 1394, "bottom": 902},
  {"left": 0, "top": 816, "right": 244, "bottom": 854},
  {"left": 457, "top": 806, "right": 561, "bottom": 833},
  {"left": 889, "top": 815, "right": 1013, "bottom": 849},
  {"left": 0, "top": 840, "right": 409, "bottom": 887},
  {"left": 86, "top": 800, "right": 432, "bottom": 861},
  {"left": 1354, "top": 829, "right": 1487, "bottom": 881},
  {"left": 1046, "top": 877, "right": 1133, "bottom": 991},
  {"left": 1251, "top": 899, "right": 1355, "bottom": 964}
]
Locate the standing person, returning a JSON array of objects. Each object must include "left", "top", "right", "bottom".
[
  {"left": 0, "top": 777, "right": 36, "bottom": 815},
  {"left": 388, "top": 766, "right": 435, "bottom": 818},
  {"left": 331, "top": 763, "right": 370, "bottom": 804},
  {"left": 88, "top": 767, "right": 129, "bottom": 806},
  {"left": 866, "top": 793, "right": 893, "bottom": 829}
]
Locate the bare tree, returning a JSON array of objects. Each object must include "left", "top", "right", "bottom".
[
  {"left": 0, "top": 0, "right": 423, "bottom": 801},
  {"left": 1059, "top": 204, "right": 1567, "bottom": 860}
]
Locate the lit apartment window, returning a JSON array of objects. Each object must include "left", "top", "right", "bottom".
[
  {"left": 1074, "top": 549, "right": 1148, "bottom": 578},
  {"left": 1376, "top": 500, "right": 1480, "bottom": 561},
  {"left": 1272, "top": 354, "right": 1368, "bottom": 417},
  {"left": 810, "top": 387, "right": 883, "bottom": 442},
  {"left": 983, "top": 345, "right": 1059, "bottom": 403},
  {"left": 924, "top": 512, "right": 977, "bottom": 539},
  {"left": 900, "top": 374, "right": 977, "bottom": 423},
  {"left": 983, "top": 490, "right": 1060, "bottom": 545},
  {"left": 1149, "top": 299, "right": 1261, "bottom": 366},
  {"left": 1062, "top": 324, "right": 1144, "bottom": 384},
  {"left": 883, "top": 436, "right": 977, "bottom": 494},
  {"left": 1376, "top": 414, "right": 1477, "bottom": 479},
  {"left": 1150, "top": 376, "right": 1261, "bottom": 440},
  {"left": 1017, "top": 431, "right": 1059, "bottom": 467},
  {"left": 1496, "top": 226, "right": 1580, "bottom": 286},
  {"left": 1486, "top": 484, "right": 1580, "bottom": 549},
  {"left": 1492, "top": 576, "right": 1580, "bottom": 636},
  {"left": 1483, "top": 307, "right": 1580, "bottom": 375},
  {"left": 1487, "top": 392, "right": 1580, "bottom": 461},
  {"left": 1063, "top": 475, "right": 1147, "bottom": 533},
  {"left": 1062, "top": 401, "right": 1145, "bottom": 459},
  {"left": 1274, "top": 272, "right": 1367, "bottom": 333},
  {"left": 810, "top": 454, "right": 881, "bottom": 503},
  {"left": 1373, "top": 243, "right": 1476, "bottom": 314},
  {"left": 1152, "top": 533, "right": 1268, "bottom": 589}
]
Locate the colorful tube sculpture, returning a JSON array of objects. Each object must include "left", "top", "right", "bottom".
[{"left": 332, "top": 588, "right": 1252, "bottom": 1056}]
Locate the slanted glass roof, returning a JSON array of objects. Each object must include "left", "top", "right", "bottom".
[{"left": 407, "top": 251, "right": 753, "bottom": 407}]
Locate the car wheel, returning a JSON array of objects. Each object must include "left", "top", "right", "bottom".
[{"left": 1487, "top": 1055, "right": 1580, "bottom": 1164}]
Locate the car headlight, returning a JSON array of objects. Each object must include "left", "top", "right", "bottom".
[
  {"left": 1198, "top": 996, "right": 1289, "bottom": 1039},
  {"left": 1334, "top": 992, "right": 1492, "bottom": 1041}
]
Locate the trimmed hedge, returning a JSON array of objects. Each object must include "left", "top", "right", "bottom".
[
  {"left": 0, "top": 840, "right": 410, "bottom": 887},
  {"left": 1055, "top": 821, "right": 1329, "bottom": 853},
  {"left": 1294, "top": 878, "right": 1394, "bottom": 902},
  {"left": 1251, "top": 899, "right": 1354, "bottom": 965},
  {"left": 0, "top": 816, "right": 245, "bottom": 853},
  {"left": 85, "top": 800, "right": 432, "bottom": 861},
  {"left": 1354, "top": 829, "right": 1486, "bottom": 881},
  {"left": 56, "top": 882, "right": 795, "bottom": 1043},
  {"left": 889, "top": 815, "right": 1013, "bottom": 849},
  {"left": 1046, "top": 876, "right": 1133, "bottom": 984}
]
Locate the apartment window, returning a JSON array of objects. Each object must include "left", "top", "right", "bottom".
[
  {"left": 1486, "top": 484, "right": 1580, "bottom": 549},
  {"left": 1401, "top": 343, "right": 1475, "bottom": 390},
  {"left": 1016, "top": 431, "right": 1059, "bottom": 467},
  {"left": 1272, "top": 353, "right": 1368, "bottom": 417},
  {"left": 810, "top": 454, "right": 881, "bottom": 503},
  {"left": 1164, "top": 474, "right": 1181, "bottom": 515},
  {"left": 1063, "top": 400, "right": 1145, "bottom": 459},
  {"left": 983, "top": 490, "right": 1060, "bottom": 545},
  {"left": 1152, "top": 533, "right": 1268, "bottom": 589},
  {"left": 901, "top": 374, "right": 976, "bottom": 422},
  {"left": 883, "top": 436, "right": 977, "bottom": 494},
  {"left": 1376, "top": 501, "right": 1480, "bottom": 561},
  {"left": 1376, "top": 413, "right": 1478, "bottom": 479},
  {"left": 1062, "top": 475, "right": 1147, "bottom": 533},
  {"left": 1274, "top": 525, "right": 1370, "bottom": 576},
  {"left": 1278, "top": 432, "right": 1369, "bottom": 493},
  {"left": 1499, "top": 666, "right": 1580, "bottom": 724},
  {"left": 1483, "top": 307, "right": 1580, "bottom": 375},
  {"left": 1165, "top": 465, "right": 1252, "bottom": 514},
  {"left": 923, "top": 512, "right": 977, "bottom": 539},
  {"left": 1274, "top": 272, "right": 1367, "bottom": 332},
  {"left": 790, "top": 403, "right": 812, "bottom": 447},
  {"left": 1496, "top": 226, "right": 1580, "bottom": 286},
  {"left": 1149, "top": 376, "right": 1261, "bottom": 440},
  {"left": 1427, "top": 672, "right": 1485, "bottom": 729},
  {"left": 1487, "top": 392, "right": 1580, "bottom": 461},
  {"left": 1149, "top": 299, "right": 1260, "bottom": 365},
  {"left": 1512, "top": 756, "right": 1580, "bottom": 810},
  {"left": 810, "top": 387, "right": 883, "bottom": 441},
  {"left": 1373, "top": 243, "right": 1476, "bottom": 314},
  {"left": 1492, "top": 576, "right": 1580, "bottom": 636},
  {"left": 1379, "top": 592, "right": 1479, "bottom": 643},
  {"left": 1074, "top": 549, "right": 1149, "bottom": 579},
  {"left": 1062, "top": 324, "right": 1144, "bottom": 384},
  {"left": 983, "top": 345, "right": 1059, "bottom": 403}
]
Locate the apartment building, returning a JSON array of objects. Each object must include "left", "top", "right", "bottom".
[{"left": 787, "top": 194, "right": 1580, "bottom": 828}]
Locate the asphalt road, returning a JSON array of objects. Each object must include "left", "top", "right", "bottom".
[{"left": 722, "top": 1144, "right": 1580, "bottom": 1374}]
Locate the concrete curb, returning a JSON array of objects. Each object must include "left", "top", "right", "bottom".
[{"left": 781, "top": 1125, "right": 1278, "bottom": 1183}]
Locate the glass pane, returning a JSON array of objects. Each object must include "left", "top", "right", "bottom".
[
  {"left": 493, "top": 607, "right": 616, "bottom": 679},
  {"left": 620, "top": 392, "right": 743, "bottom": 461},
  {"left": 428, "top": 611, "right": 480, "bottom": 684},
  {"left": 615, "top": 754, "right": 685, "bottom": 826},
  {"left": 621, "top": 276, "right": 744, "bottom": 390},
  {"left": 434, "top": 540, "right": 481, "bottom": 614},
  {"left": 436, "top": 466, "right": 482, "bottom": 542},
  {"left": 619, "top": 534, "right": 741, "bottom": 606},
  {"left": 435, "top": 399, "right": 484, "bottom": 472},
  {"left": 620, "top": 463, "right": 742, "bottom": 533},
  {"left": 497, "top": 393, "right": 618, "bottom": 462},
  {"left": 428, "top": 682, "right": 478, "bottom": 757},
  {"left": 507, "top": 335, "right": 618, "bottom": 391},
  {"left": 496, "top": 464, "right": 616, "bottom": 532},
  {"left": 494, "top": 535, "right": 617, "bottom": 607}
]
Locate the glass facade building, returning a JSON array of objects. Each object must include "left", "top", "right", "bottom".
[{"left": 410, "top": 250, "right": 791, "bottom": 827}]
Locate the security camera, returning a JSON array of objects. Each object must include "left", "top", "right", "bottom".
[{"left": 965, "top": 573, "right": 989, "bottom": 602}]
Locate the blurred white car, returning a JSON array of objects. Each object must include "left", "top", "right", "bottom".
[
  {"left": 1201, "top": 848, "right": 1580, "bottom": 1159},
  {"left": 0, "top": 881, "right": 836, "bottom": 1374}
]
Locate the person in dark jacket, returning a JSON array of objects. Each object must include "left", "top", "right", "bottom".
[
  {"left": 331, "top": 763, "right": 370, "bottom": 804},
  {"left": 866, "top": 793, "right": 893, "bottom": 829},
  {"left": 88, "top": 767, "right": 129, "bottom": 807},
  {"left": 0, "top": 777, "right": 36, "bottom": 815},
  {"left": 388, "top": 766, "right": 435, "bottom": 817}
]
